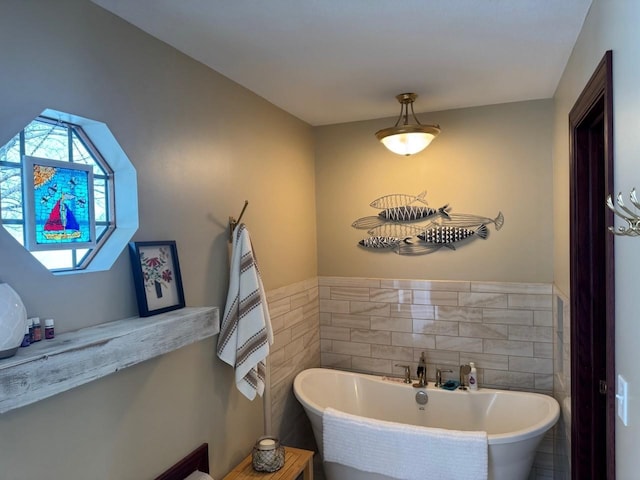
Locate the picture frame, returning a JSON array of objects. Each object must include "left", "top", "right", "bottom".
[
  {"left": 22, "top": 156, "right": 96, "bottom": 251},
  {"left": 129, "top": 241, "right": 185, "bottom": 317}
]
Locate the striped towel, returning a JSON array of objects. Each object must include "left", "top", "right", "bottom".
[{"left": 217, "top": 223, "right": 273, "bottom": 400}]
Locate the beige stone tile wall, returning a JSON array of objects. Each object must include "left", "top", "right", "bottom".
[
  {"left": 319, "top": 276, "right": 554, "bottom": 393},
  {"left": 552, "top": 286, "right": 571, "bottom": 477},
  {"left": 266, "top": 277, "right": 320, "bottom": 446}
]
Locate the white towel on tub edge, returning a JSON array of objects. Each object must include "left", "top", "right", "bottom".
[
  {"left": 183, "top": 471, "right": 214, "bottom": 480},
  {"left": 322, "top": 407, "right": 488, "bottom": 480}
]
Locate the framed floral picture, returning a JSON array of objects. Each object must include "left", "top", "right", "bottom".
[{"left": 129, "top": 241, "right": 185, "bottom": 317}]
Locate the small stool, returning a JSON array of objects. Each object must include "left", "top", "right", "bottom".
[{"left": 223, "top": 446, "right": 314, "bottom": 480}]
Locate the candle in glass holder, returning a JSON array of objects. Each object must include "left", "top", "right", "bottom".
[{"left": 258, "top": 438, "right": 276, "bottom": 449}]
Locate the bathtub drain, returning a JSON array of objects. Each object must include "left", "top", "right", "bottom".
[{"left": 415, "top": 390, "right": 428, "bottom": 405}]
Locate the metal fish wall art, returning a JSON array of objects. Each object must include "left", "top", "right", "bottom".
[
  {"left": 351, "top": 205, "right": 450, "bottom": 230},
  {"left": 417, "top": 224, "right": 488, "bottom": 250},
  {"left": 378, "top": 204, "right": 451, "bottom": 222},
  {"left": 358, "top": 236, "right": 411, "bottom": 249},
  {"left": 367, "top": 223, "right": 425, "bottom": 238},
  {"left": 369, "top": 190, "right": 429, "bottom": 209},
  {"left": 353, "top": 190, "right": 504, "bottom": 256},
  {"left": 433, "top": 211, "right": 504, "bottom": 231}
]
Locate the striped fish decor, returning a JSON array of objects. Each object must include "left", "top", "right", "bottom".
[
  {"left": 358, "top": 236, "right": 411, "bottom": 249},
  {"left": 353, "top": 190, "right": 504, "bottom": 255},
  {"left": 378, "top": 204, "right": 450, "bottom": 222},
  {"left": 417, "top": 224, "right": 488, "bottom": 249}
]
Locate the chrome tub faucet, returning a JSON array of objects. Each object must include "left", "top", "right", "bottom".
[{"left": 435, "top": 368, "right": 453, "bottom": 387}]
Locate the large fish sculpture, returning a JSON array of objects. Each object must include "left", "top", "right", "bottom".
[
  {"left": 436, "top": 211, "right": 504, "bottom": 231},
  {"left": 378, "top": 204, "right": 450, "bottom": 222},
  {"left": 352, "top": 204, "right": 450, "bottom": 230},
  {"left": 417, "top": 224, "right": 488, "bottom": 250}
]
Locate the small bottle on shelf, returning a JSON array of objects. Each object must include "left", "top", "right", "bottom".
[
  {"left": 31, "top": 317, "right": 42, "bottom": 342},
  {"left": 44, "top": 318, "right": 55, "bottom": 339}
]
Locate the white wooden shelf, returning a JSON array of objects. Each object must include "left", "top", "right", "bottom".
[{"left": 0, "top": 306, "right": 219, "bottom": 414}]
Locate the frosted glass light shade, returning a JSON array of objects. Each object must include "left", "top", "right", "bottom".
[
  {"left": 0, "top": 283, "right": 27, "bottom": 359},
  {"left": 380, "top": 131, "right": 437, "bottom": 156},
  {"left": 375, "top": 93, "right": 440, "bottom": 156}
]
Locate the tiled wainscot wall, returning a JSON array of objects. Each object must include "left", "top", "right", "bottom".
[
  {"left": 319, "top": 276, "right": 553, "bottom": 393},
  {"left": 266, "top": 277, "right": 320, "bottom": 447},
  {"left": 318, "top": 276, "right": 561, "bottom": 480},
  {"left": 552, "top": 285, "right": 571, "bottom": 479}
]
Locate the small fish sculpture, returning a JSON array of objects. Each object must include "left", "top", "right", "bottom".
[
  {"left": 379, "top": 204, "right": 450, "bottom": 222},
  {"left": 367, "top": 223, "right": 425, "bottom": 238},
  {"left": 352, "top": 216, "right": 389, "bottom": 230},
  {"left": 40, "top": 195, "right": 50, "bottom": 205},
  {"left": 47, "top": 184, "right": 58, "bottom": 196},
  {"left": 370, "top": 190, "right": 429, "bottom": 209},
  {"left": 395, "top": 243, "right": 442, "bottom": 256},
  {"left": 358, "top": 236, "right": 411, "bottom": 249},
  {"left": 417, "top": 224, "right": 488, "bottom": 250},
  {"left": 69, "top": 177, "right": 78, "bottom": 188}
]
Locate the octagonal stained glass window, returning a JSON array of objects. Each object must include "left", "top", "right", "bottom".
[{"left": 0, "top": 110, "right": 138, "bottom": 273}]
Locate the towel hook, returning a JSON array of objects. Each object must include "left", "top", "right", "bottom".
[{"left": 229, "top": 200, "right": 249, "bottom": 242}]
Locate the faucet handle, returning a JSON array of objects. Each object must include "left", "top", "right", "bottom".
[{"left": 395, "top": 364, "right": 412, "bottom": 383}]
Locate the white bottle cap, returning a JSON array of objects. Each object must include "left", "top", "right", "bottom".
[
  {"left": 44, "top": 318, "right": 54, "bottom": 327},
  {"left": 470, "top": 362, "right": 475, "bottom": 368}
]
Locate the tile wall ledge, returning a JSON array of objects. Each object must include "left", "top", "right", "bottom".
[
  {"left": 319, "top": 276, "right": 552, "bottom": 293},
  {"left": 0, "top": 306, "right": 219, "bottom": 414}
]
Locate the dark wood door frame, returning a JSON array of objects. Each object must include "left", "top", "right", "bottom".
[{"left": 569, "top": 50, "right": 615, "bottom": 480}]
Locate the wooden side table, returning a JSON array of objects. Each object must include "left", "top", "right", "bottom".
[{"left": 222, "top": 446, "right": 314, "bottom": 480}]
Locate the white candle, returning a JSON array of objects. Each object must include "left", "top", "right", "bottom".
[{"left": 259, "top": 438, "right": 276, "bottom": 448}]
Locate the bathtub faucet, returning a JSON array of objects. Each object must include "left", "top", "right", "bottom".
[
  {"left": 395, "top": 364, "right": 412, "bottom": 384},
  {"left": 435, "top": 368, "right": 453, "bottom": 387}
]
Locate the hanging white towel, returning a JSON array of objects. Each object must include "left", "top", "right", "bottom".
[
  {"left": 323, "top": 407, "right": 488, "bottom": 480},
  {"left": 217, "top": 223, "right": 273, "bottom": 400}
]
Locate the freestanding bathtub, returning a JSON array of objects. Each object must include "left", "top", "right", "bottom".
[{"left": 293, "top": 368, "right": 560, "bottom": 480}]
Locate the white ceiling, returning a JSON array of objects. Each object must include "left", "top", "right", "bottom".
[{"left": 91, "top": 0, "right": 592, "bottom": 126}]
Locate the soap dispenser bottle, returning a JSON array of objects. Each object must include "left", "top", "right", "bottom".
[
  {"left": 417, "top": 352, "right": 426, "bottom": 380},
  {"left": 468, "top": 362, "right": 478, "bottom": 391}
]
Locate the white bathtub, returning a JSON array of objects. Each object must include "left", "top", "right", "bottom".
[{"left": 293, "top": 368, "right": 560, "bottom": 480}]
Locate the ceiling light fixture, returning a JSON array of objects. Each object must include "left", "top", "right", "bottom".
[{"left": 375, "top": 93, "right": 440, "bottom": 156}]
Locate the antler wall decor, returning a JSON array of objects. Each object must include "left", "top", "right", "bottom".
[{"left": 606, "top": 188, "right": 640, "bottom": 236}]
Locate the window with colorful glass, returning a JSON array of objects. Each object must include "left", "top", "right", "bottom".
[{"left": 0, "top": 116, "right": 114, "bottom": 271}]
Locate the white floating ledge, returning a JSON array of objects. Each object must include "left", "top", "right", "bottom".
[{"left": 0, "top": 306, "right": 219, "bottom": 414}]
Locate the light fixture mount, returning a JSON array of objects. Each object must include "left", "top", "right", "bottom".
[{"left": 375, "top": 92, "right": 440, "bottom": 156}]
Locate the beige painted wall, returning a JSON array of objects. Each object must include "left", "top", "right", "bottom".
[
  {"left": 552, "top": 1, "right": 640, "bottom": 477},
  {"left": 315, "top": 100, "right": 554, "bottom": 283},
  {"left": 0, "top": 1, "right": 316, "bottom": 479}
]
